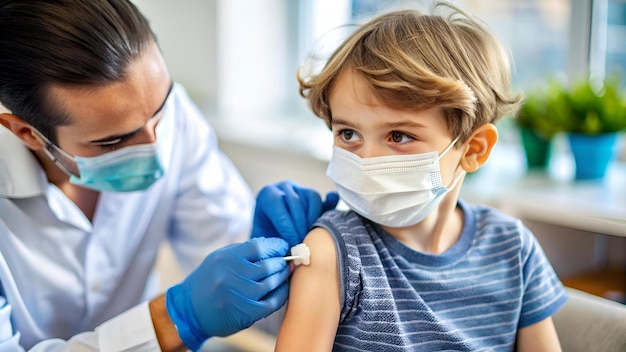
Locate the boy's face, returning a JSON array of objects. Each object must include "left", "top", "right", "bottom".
[
  {"left": 328, "top": 68, "right": 464, "bottom": 187},
  {"left": 42, "top": 42, "right": 172, "bottom": 158}
]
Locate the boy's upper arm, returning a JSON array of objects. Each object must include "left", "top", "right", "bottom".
[
  {"left": 275, "top": 227, "right": 341, "bottom": 352},
  {"left": 516, "top": 316, "right": 562, "bottom": 352}
]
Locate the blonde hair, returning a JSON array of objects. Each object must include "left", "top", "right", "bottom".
[{"left": 298, "top": 2, "right": 522, "bottom": 143}]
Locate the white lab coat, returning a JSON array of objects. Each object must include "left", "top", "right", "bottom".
[{"left": 0, "top": 83, "right": 254, "bottom": 351}]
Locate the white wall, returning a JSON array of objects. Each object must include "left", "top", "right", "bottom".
[
  {"left": 132, "top": 0, "right": 296, "bottom": 119},
  {"left": 219, "top": 140, "right": 335, "bottom": 195},
  {"left": 216, "top": 0, "right": 290, "bottom": 116},
  {"left": 131, "top": 0, "right": 217, "bottom": 112}
]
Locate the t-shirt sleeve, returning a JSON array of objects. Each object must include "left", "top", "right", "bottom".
[
  {"left": 518, "top": 222, "right": 568, "bottom": 328},
  {"left": 314, "top": 210, "right": 362, "bottom": 323}
]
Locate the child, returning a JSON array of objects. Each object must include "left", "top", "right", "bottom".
[{"left": 275, "top": 2, "right": 567, "bottom": 351}]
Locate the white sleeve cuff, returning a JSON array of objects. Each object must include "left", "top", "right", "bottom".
[{"left": 96, "top": 301, "right": 160, "bottom": 352}]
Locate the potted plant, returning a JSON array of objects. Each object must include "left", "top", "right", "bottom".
[
  {"left": 515, "top": 82, "right": 567, "bottom": 170},
  {"left": 557, "top": 78, "right": 626, "bottom": 180}
]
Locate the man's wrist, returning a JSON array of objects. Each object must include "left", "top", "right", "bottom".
[
  {"left": 164, "top": 285, "right": 210, "bottom": 351},
  {"left": 149, "top": 294, "right": 187, "bottom": 352}
]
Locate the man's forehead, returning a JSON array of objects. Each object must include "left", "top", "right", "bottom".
[{"left": 47, "top": 43, "right": 171, "bottom": 144}]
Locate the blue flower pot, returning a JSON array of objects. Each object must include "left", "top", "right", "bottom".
[{"left": 567, "top": 132, "right": 619, "bottom": 181}]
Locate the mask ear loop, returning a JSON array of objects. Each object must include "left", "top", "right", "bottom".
[
  {"left": 445, "top": 168, "right": 465, "bottom": 191},
  {"left": 437, "top": 136, "right": 461, "bottom": 160},
  {"left": 437, "top": 136, "right": 465, "bottom": 190},
  {"left": 31, "top": 129, "right": 81, "bottom": 177}
]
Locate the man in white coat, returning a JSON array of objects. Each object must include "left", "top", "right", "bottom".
[{"left": 0, "top": 0, "right": 335, "bottom": 350}]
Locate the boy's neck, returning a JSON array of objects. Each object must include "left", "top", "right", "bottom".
[{"left": 381, "top": 192, "right": 464, "bottom": 254}]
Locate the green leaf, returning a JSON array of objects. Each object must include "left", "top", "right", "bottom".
[{"left": 517, "top": 77, "right": 626, "bottom": 135}]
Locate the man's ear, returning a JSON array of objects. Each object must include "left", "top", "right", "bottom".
[
  {"left": 460, "top": 123, "right": 498, "bottom": 173},
  {"left": 0, "top": 113, "right": 44, "bottom": 150}
]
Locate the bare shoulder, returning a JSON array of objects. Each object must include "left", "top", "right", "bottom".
[
  {"left": 288, "top": 226, "right": 339, "bottom": 288},
  {"left": 300, "top": 226, "right": 337, "bottom": 271}
]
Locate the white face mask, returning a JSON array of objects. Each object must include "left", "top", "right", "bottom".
[{"left": 326, "top": 137, "right": 464, "bottom": 227}]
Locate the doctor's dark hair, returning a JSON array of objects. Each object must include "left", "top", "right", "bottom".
[
  {"left": 0, "top": 0, "right": 155, "bottom": 143},
  {"left": 298, "top": 2, "right": 522, "bottom": 145}
]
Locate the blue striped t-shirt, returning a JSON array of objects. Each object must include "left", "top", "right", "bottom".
[{"left": 313, "top": 198, "right": 567, "bottom": 352}]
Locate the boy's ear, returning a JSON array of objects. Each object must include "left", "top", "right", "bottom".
[
  {"left": 0, "top": 113, "right": 45, "bottom": 150},
  {"left": 460, "top": 123, "right": 498, "bottom": 173}
]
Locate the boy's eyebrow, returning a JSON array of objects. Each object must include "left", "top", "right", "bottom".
[
  {"left": 330, "top": 118, "right": 354, "bottom": 127},
  {"left": 331, "top": 118, "right": 428, "bottom": 129},
  {"left": 383, "top": 121, "right": 428, "bottom": 129}
]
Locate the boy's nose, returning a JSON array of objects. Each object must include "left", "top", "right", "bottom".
[{"left": 357, "top": 143, "right": 387, "bottom": 159}]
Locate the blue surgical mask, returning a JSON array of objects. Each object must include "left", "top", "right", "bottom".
[
  {"left": 36, "top": 131, "right": 164, "bottom": 193},
  {"left": 70, "top": 143, "right": 164, "bottom": 192}
]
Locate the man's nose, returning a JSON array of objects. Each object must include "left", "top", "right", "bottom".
[{"left": 139, "top": 117, "right": 160, "bottom": 143}]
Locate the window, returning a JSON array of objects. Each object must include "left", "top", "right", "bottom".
[
  {"left": 301, "top": 0, "right": 572, "bottom": 92},
  {"left": 605, "top": 0, "right": 626, "bottom": 86}
]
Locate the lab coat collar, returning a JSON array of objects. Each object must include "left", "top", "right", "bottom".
[{"left": 0, "top": 126, "right": 48, "bottom": 198}]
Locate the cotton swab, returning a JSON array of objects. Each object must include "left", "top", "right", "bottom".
[{"left": 284, "top": 243, "right": 310, "bottom": 266}]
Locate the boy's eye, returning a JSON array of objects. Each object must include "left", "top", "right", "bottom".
[
  {"left": 390, "top": 131, "right": 414, "bottom": 144},
  {"left": 338, "top": 129, "right": 360, "bottom": 142}
]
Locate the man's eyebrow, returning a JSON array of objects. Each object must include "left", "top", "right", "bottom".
[
  {"left": 151, "top": 82, "right": 174, "bottom": 117},
  {"left": 87, "top": 82, "right": 174, "bottom": 145}
]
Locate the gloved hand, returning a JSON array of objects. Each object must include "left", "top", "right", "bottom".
[
  {"left": 251, "top": 180, "right": 339, "bottom": 247},
  {"left": 165, "top": 237, "right": 290, "bottom": 351}
]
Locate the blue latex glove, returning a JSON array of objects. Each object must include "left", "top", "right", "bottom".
[
  {"left": 251, "top": 181, "right": 339, "bottom": 247},
  {"left": 165, "top": 237, "right": 290, "bottom": 351}
]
